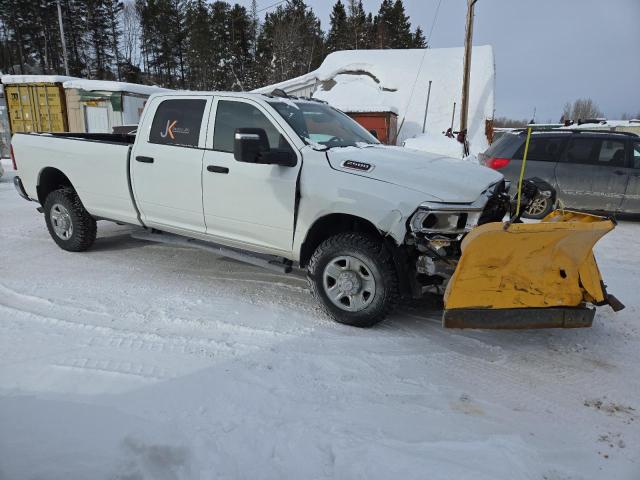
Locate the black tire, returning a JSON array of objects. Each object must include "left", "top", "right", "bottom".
[
  {"left": 43, "top": 188, "right": 97, "bottom": 252},
  {"left": 307, "top": 233, "right": 400, "bottom": 327},
  {"left": 522, "top": 194, "right": 554, "bottom": 220}
]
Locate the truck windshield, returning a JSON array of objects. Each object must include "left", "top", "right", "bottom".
[{"left": 268, "top": 100, "right": 379, "bottom": 149}]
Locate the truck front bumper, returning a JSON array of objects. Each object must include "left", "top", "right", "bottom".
[{"left": 13, "top": 176, "right": 30, "bottom": 201}]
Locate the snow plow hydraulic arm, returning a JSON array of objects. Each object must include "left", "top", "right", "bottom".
[{"left": 442, "top": 210, "right": 624, "bottom": 329}]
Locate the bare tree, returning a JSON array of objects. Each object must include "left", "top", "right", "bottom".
[
  {"left": 121, "top": 0, "right": 141, "bottom": 67},
  {"left": 493, "top": 116, "right": 529, "bottom": 128},
  {"left": 561, "top": 98, "right": 603, "bottom": 122}
]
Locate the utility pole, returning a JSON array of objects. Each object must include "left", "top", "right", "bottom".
[
  {"left": 56, "top": 0, "right": 70, "bottom": 76},
  {"left": 421, "top": 80, "right": 432, "bottom": 134},
  {"left": 460, "top": 0, "right": 478, "bottom": 134}
]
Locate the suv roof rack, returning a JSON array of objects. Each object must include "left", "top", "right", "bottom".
[{"left": 513, "top": 128, "right": 638, "bottom": 138}]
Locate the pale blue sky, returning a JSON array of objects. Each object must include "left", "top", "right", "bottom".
[{"left": 240, "top": 0, "right": 640, "bottom": 121}]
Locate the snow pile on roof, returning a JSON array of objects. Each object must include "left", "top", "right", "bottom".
[
  {"left": 0, "top": 75, "right": 168, "bottom": 96},
  {"left": 63, "top": 79, "right": 169, "bottom": 95},
  {"left": 402, "top": 132, "right": 463, "bottom": 159},
  {"left": 1, "top": 74, "right": 79, "bottom": 85},
  {"left": 316, "top": 73, "right": 399, "bottom": 114},
  {"left": 254, "top": 47, "right": 495, "bottom": 155}
]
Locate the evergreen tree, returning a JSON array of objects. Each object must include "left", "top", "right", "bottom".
[
  {"left": 0, "top": 0, "right": 67, "bottom": 74},
  {"left": 86, "top": 0, "right": 114, "bottom": 78},
  {"left": 373, "top": 0, "right": 414, "bottom": 49},
  {"left": 209, "top": 1, "right": 231, "bottom": 89},
  {"left": 365, "top": 12, "right": 375, "bottom": 48},
  {"left": 412, "top": 25, "right": 427, "bottom": 48},
  {"left": 373, "top": 0, "right": 393, "bottom": 48},
  {"left": 62, "top": 0, "right": 91, "bottom": 76},
  {"left": 184, "top": 0, "right": 214, "bottom": 89},
  {"left": 256, "top": 0, "right": 324, "bottom": 85},
  {"left": 389, "top": 0, "right": 413, "bottom": 48},
  {"left": 347, "top": 0, "right": 370, "bottom": 50},
  {"left": 171, "top": 0, "right": 187, "bottom": 87},
  {"left": 136, "top": 0, "right": 185, "bottom": 86},
  {"left": 326, "top": 0, "right": 349, "bottom": 53},
  {"left": 104, "top": 0, "right": 124, "bottom": 80},
  {"left": 0, "top": 0, "right": 426, "bottom": 89},
  {"left": 227, "top": 4, "right": 254, "bottom": 90}
]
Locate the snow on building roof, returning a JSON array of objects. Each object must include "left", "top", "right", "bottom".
[
  {"left": 0, "top": 75, "right": 168, "bottom": 96},
  {"left": 62, "top": 79, "right": 169, "bottom": 95},
  {"left": 1, "top": 74, "right": 79, "bottom": 85},
  {"left": 254, "top": 47, "right": 495, "bottom": 154}
]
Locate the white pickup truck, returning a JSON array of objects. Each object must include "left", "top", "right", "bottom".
[{"left": 13, "top": 91, "right": 516, "bottom": 327}]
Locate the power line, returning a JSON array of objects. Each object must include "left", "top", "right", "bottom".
[
  {"left": 427, "top": 0, "right": 443, "bottom": 45},
  {"left": 257, "top": 0, "right": 289, "bottom": 14}
]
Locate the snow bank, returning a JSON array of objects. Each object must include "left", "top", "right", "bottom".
[
  {"left": 402, "top": 132, "right": 464, "bottom": 158},
  {"left": 63, "top": 79, "right": 169, "bottom": 95},
  {"left": 1, "top": 74, "right": 79, "bottom": 84},
  {"left": 254, "top": 47, "right": 495, "bottom": 155}
]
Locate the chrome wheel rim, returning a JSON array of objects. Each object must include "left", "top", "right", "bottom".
[
  {"left": 50, "top": 203, "right": 73, "bottom": 240},
  {"left": 525, "top": 196, "right": 548, "bottom": 216},
  {"left": 322, "top": 255, "right": 376, "bottom": 312}
]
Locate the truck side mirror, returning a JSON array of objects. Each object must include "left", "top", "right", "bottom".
[
  {"left": 234, "top": 128, "right": 296, "bottom": 167},
  {"left": 234, "top": 128, "right": 269, "bottom": 163},
  {"left": 369, "top": 129, "right": 378, "bottom": 139}
]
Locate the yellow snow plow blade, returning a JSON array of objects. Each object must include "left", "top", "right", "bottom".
[{"left": 443, "top": 210, "right": 623, "bottom": 329}]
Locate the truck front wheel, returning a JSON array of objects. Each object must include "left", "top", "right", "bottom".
[
  {"left": 44, "top": 188, "right": 97, "bottom": 252},
  {"left": 307, "top": 233, "right": 400, "bottom": 327}
]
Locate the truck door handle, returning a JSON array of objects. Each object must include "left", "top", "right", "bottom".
[
  {"left": 136, "top": 156, "right": 154, "bottom": 163},
  {"left": 207, "top": 165, "right": 229, "bottom": 174},
  {"left": 613, "top": 170, "right": 625, "bottom": 175}
]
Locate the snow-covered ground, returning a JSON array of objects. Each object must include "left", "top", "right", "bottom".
[{"left": 1, "top": 164, "right": 639, "bottom": 479}]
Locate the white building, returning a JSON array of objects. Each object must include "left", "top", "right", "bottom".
[{"left": 254, "top": 46, "right": 496, "bottom": 154}]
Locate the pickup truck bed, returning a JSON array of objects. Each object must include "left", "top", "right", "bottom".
[{"left": 14, "top": 132, "right": 142, "bottom": 226}]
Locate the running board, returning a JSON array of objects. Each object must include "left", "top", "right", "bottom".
[{"left": 131, "top": 230, "right": 293, "bottom": 274}]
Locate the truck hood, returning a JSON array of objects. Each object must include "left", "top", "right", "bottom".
[{"left": 327, "top": 145, "right": 503, "bottom": 203}]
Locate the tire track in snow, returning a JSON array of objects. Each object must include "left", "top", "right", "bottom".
[
  {"left": 51, "top": 358, "right": 169, "bottom": 381},
  {"left": 0, "top": 281, "right": 317, "bottom": 342},
  {"left": 0, "top": 303, "right": 257, "bottom": 360}
]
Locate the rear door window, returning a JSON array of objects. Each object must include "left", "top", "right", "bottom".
[
  {"left": 596, "top": 139, "right": 626, "bottom": 167},
  {"left": 513, "top": 136, "right": 565, "bottom": 161},
  {"left": 149, "top": 99, "right": 206, "bottom": 147},
  {"left": 563, "top": 138, "right": 599, "bottom": 164}
]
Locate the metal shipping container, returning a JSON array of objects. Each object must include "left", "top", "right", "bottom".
[{"left": 4, "top": 83, "right": 68, "bottom": 133}]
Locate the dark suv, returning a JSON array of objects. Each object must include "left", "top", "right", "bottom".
[{"left": 479, "top": 130, "right": 640, "bottom": 218}]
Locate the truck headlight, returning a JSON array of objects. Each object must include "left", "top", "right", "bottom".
[{"left": 409, "top": 207, "right": 482, "bottom": 234}]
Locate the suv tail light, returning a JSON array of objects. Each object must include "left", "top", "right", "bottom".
[
  {"left": 486, "top": 157, "right": 510, "bottom": 170},
  {"left": 10, "top": 144, "right": 16, "bottom": 171}
]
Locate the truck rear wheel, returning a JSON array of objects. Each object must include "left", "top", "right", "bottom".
[
  {"left": 44, "top": 188, "right": 96, "bottom": 252},
  {"left": 307, "top": 233, "right": 399, "bottom": 327}
]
